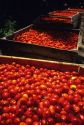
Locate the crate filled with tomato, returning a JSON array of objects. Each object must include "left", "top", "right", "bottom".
[
  {"left": 0, "top": 55, "right": 84, "bottom": 125},
  {"left": 40, "top": 16, "right": 71, "bottom": 24},
  {"left": 0, "top": 24, "right": 79, "bottom": 62},
  {"left": 49, "top": 10, "right": 78, "bottom": 17},
  {"left": 14, "top": 27, "right": 78, "bottom": 50},
  {"left": 35, "top": 15, "right": 74, "bottom": 29},
  {"left": 67, "top": 8, "right": 84, "bottom": 14}
]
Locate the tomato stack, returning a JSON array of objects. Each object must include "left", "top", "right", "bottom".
[
  {"left": 0, "top": 61, "right": 84, "bottom": 125},
  {"left": 14, "top": 28, "right": 78, "bottom": 50}
]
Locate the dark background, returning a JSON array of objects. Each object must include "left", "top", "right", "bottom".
[{"left": 0, "top": 0, "right": 84, "bottom": 28}]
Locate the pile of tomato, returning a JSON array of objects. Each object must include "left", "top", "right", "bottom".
[
  {"left": 0, "top": 62, "right": 84, "bottom": 125},
  {"left": 14, "top": 29, "right": 78, "bottom": 50}
]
